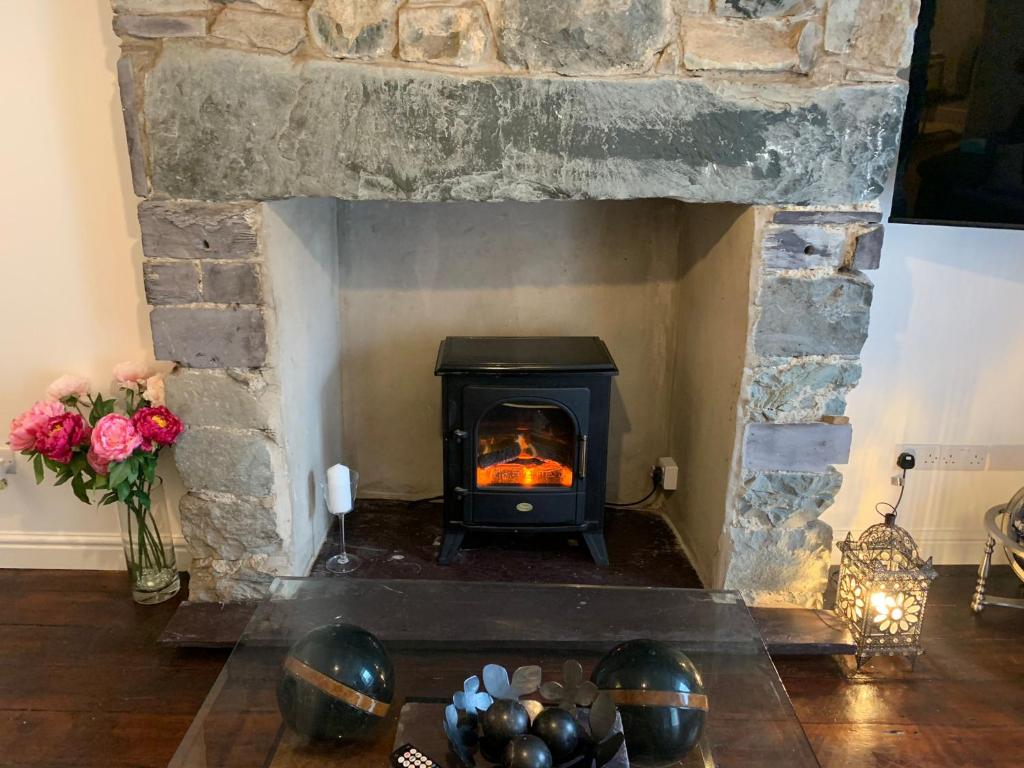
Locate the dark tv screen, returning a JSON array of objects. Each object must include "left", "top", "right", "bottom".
[{"left": 892, "top": 0, "right": 1024, "bottom": 228}]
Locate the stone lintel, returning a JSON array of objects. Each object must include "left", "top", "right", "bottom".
[
  {"left": 743, "top": 422, "right": 853, "bottom": 472},
  {"left": 142, "top": 43, "right": 906, "bottom": 205}
]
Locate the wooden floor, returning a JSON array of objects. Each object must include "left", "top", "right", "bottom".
[{"left": 2, "top": 561, "right": 1023, "bottom": 765}]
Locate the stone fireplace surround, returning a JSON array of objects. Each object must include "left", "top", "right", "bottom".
[{"left": 111, "top": 0, "right": 918, "bottom": 605}]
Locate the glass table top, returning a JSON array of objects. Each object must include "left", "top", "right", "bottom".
[{"left": 169, "top": 578, "right": 819, "bottom": 767}]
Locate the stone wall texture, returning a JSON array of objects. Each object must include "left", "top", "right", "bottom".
[
  {"left": 722, "top": 205, "right": 881, "bottom": 608},
  {"left": 111, "top": 0, "right": 916, "bottom": 206},
  {"left": 109, "top": 0, "right": 917, "bottom": 604}
]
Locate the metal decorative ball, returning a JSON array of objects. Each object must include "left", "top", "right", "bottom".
[
  {"left": 591, "top": 639, "right": 707, "bottom": 768},
  {"left": 480, "top": 699, "right": 530, "bottom": 761},
  {"left": 276, "top": 622, "right": 394, "bottom": 741},
  {"left": 530, "top": 707, "right": 579, "bottom": 761},
  {"left": 502, "top": 734, "right": 553, "bottom": 768}
]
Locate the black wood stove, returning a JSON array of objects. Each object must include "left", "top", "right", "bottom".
[{"left": 434, "top": 336, "right": 618, "bottom": 565}]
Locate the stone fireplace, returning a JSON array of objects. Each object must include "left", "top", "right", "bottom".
[{"left": 111, "top": 0, "right": 917, "bottom": 605}]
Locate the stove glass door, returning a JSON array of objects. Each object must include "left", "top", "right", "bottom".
[{"left": 476, "top": 401, "right": 577, "bottom": 489}]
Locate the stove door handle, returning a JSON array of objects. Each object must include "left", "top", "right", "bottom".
[
  {"left": 579, "top": 434, "right": 588, "bottom": 479},
  {"left": 453, "top": 486, "right": 469, "bottom": 498}
]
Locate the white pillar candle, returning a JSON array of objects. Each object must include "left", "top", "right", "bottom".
[{"left": 326, "top": 463, "right": 353, "bottom": 514}]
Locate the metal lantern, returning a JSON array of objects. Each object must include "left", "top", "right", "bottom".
[{"left": 836, "top": 513, "right": 938, "bottom": 667}]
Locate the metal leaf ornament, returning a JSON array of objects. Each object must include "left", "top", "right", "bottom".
[
  {"left": 453, "top": 675, "right": 493, "bottom": 717},
  {"left": 482, "top": 663, "right": 542, "bottom": 700},
  {"left": 539, "top": 660, "right": 598, "bottom": 712},
  {"left": 444, "top": 704, "right": 477, "bottom": 767}
]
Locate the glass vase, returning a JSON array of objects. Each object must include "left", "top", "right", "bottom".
[{"left": 117, "top": 479, "right": 180, "bottom": 604}]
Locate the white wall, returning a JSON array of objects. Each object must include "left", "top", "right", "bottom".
[
  {"left": 826, "top": 208, "right": 1024, "bottom": 564},
  {"left": 0, "top": 1, "right": 184, "bottom": 569}
]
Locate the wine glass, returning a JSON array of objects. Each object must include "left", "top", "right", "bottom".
[{"left": 326, "top": 469, "right": 360, "bottom": 574}]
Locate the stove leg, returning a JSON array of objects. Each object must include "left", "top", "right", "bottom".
[
  {"left": 583, "top": 531, "right": 609, "bottom": 566},
  {"left": 438, "top": 530, "right": 465, "bottom": 565}
]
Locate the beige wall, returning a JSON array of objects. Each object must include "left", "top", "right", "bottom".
[
  {"left": 0, "top": 1, "right": 183, "bottom": 568},
  {"left": 337, "top": 200, "right": 683, "bottom": 501},
  {"left": 664, "top": 206, "right": 755, "bottom": 584}
]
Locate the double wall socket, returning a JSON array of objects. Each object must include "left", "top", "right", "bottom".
[{"left": 897, "top": 444, "right": 988, "bottom": 471}]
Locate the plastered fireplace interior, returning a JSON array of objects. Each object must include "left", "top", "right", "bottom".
[{"left": 112, "top": 0, "right": 918, "bottom": 605}]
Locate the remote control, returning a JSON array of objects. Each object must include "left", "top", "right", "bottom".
[{"left": 391, "top": 743, "right": 441, "bottom": 768}]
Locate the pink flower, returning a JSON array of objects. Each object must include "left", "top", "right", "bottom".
[
  {"left": 34, "top": 413, "right": 90, "bottom": 464},
  {"left": 87, "top": 447, "right": 110, "bottom": 476},
  {"left": 46, "top": 374, "right": 90, "bottom": 401},
  {"left": 133, "top": 406, "right": 185, "bottom": 447},
  {"left": 90, "top": 413, "right": 143, "bottom": 463},
  {"left": 113, "top": 361, "right": 154, "bottom": 384},
  {"left": 143, "top": 374, "right": 165, "bottom": 406},
  {"left": 9, "top": 400, "right": 66, "bottom": 451}
]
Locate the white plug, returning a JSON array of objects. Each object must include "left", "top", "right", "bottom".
[{"left": 656, "top": 457, "right": 678, "bottom": 491}]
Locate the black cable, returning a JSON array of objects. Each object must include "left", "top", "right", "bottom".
[
  {"left": 607, "top": 475, "right": 659, "bottom": 508},
  {"left": 408, "top": 495, "right": 444, "bottom": 507},
  {"left": 875, "top": 467, "right": 908, "bottom": 519}
]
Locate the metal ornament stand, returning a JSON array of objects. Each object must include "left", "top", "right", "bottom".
[{"left": 971, "top": 501, "right": 1024, "bottom": 613}]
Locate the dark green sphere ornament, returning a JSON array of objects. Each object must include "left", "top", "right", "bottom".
[
  {"left": 480, "top": 699, "right": 530, "bottom": 761},
  {"left": 530, "top": 707, "right": 579, "bottom": 761},
  {"left": 591, "top": 639, "right": 707, "bottom": 768},
  {"left": 502, "top": 734, "right": 553, "bottom": 768},
  {"left": 276, "top": 622, "right": 394, "bottom": 741}
]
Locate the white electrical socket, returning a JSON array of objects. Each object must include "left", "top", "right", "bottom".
[
  {"left": 940, "top": 445, "right": 988, "bottom": 471},
  {"left": 656, "top": 457, "right": 678, "bottom": 491},
  {"left": 0, "top": 446, "right": 15, "bottom": 476},
  {"left": 898, "top": 444, "right": 941, "bottom": 470}
]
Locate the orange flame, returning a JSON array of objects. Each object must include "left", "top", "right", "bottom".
[{"left": 477, "top": 433, "right": 573, "bottom": 488}]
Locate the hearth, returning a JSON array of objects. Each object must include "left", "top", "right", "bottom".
[{"left": 435, "top": 337, "right": 618, "bottom": 565}]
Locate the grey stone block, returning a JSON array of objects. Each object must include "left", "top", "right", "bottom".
[
  {"left": 201, "top": 262, "right": 262, "bottom": 304},
  {"left": 143, "top": 43, "right": 907, "bottom": 205},
  {"left": 852, "top": 225, "right": 884, "bottom": 270},
  {"left": 173, "top": 427, "right": 275, "bottom": 495},
  {"left": 716, "top": 0, "right": 803, "bottom": 17},
  {"left": 724, "top": 521, "right": 833, "bottom": 607},
  {"left": 139, "top": 200, "right": 260, "bottom": 260},
  {"left": 115, "top": 56, "right": 148, "bottom": 198},
  {"left": 143, "top": 261, "right": 201, "bottom": 304},
  {"left": 761, "top": 225, "right": 848, "bottom": 270},
  {"left": 150, "top": 306, "right": 267, "bottom": 368},
  {"left": 772, "top": 209, "right": 882, "bottom": 225},
  {"left": 187, "top": 554, "right": 275, "bottom": 601},
  {"left": 737, "top": 469, "right": 843, "bottom": 527},
  {"left": 754, "top": 274, "right": 873, "bottom": 356},
  {"left": 165, "top": 369, "right": 274, "bottom": 429},
  {"left": 748, "top": 356, "right": 861, "bottom": 422},
  {"left": 179, "top": 492, "right": 282, "bottom": 559},
  {"left": 210, "top": 5, "right": 306, "bottom": 53},
  {"left": 743, "top": 422, "right": 853, "bottom": 472},
  {"left": 491, "top": 0, "right": 673, "bottom": 75},
  {"left": 114, "top": 14, "right": 207, "bottom": 38},
  {"left": 112, "top": 0, "right": 211, "bottom": 11},
  {"left": 307, "top": 0, "right": 401, "bottom": 59}
]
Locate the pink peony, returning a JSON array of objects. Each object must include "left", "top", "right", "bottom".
[
  {"left": 132, "top": 406, "right": 185, "bottom": 447},
  {"left": 46, "top": 374, "right": 90, "bottom": 401},
  {"left": 113, "top": 361, "right": 154, "bottom": 384},
  {"left": 87, "top": 447, "right": 110, "bottom": 476},
  {"left": 34, "top": 413, "right": 90, "bottom": 464},
  {"left": 91, "top": 413, "right": 143, "bottom": 463},
  {"left": 9, "top": 400, "right": 66, "bottom": 451},
  {"left": 143, "top": 374, "right": 165, "bottom": 406}
]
